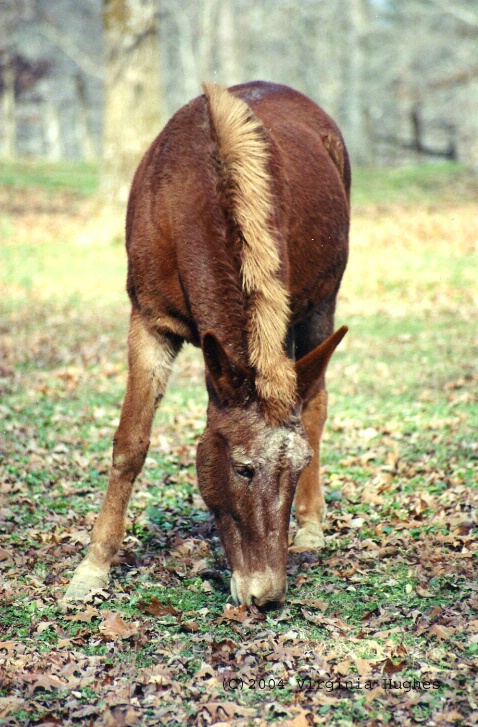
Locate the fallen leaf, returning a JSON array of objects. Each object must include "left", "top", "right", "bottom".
[
  {"left": 354, "top": 658, "right": 374, "bottom": 677},
  {"left": 291, "top": 598, "right": 329, "bottom": 611},
  {"left": 137, "top": 597, "right": 178, "bottom": 618},
  {"left": 283, "top": 710, "right": 311, "bottom": 727},
  {"left": 180, "top": 619, "right": 199, "bottom": 632},
  {"left": 440, "top": 710, "right": 466, "bottom": 723},
  {"left": 201, "top": 701, "right": 255, "bottom": 721},
  {"left": 36, "top": 621, "right": 54, "bottom": 634},
  {"left": 0, "top": 641, "right": 20, "bottom": 653},
  {"left": 0, "top": 547, "right": 13, "bottom": 563},
  {"left": 98, "top": 611, "right": 139, "bottom": 640},
  {"left": 210, "top": 639, "right": 237, "bottom": 666},
  {"left": 64, "top": 605, "right": 99, "bottom": 623},
  {"left": 215, "top": 603, "right": 248, "bottom": 624},
  {"left": 427, "top": 624, "right": 454, "bottom": 642},
  {"left": 29, "top": 674, "right": 68, "bottom": 692},
  {"left": 372, "top": 626, "right": 402, "bottom": 638},
  {"left": 416, "top": 585, "right": 434, "bottom": 598},
  {"left": 383, "top": 657, "right": 407, "bottom": 674},
  {"left": 365, "top": 686, "right": 384, "bottom": 704},
  {"left": 334, "top": 658, "right": 351, "bottom": 676},
  {"left": 0, "top": 697, "right": 25, "bottom": 717}
]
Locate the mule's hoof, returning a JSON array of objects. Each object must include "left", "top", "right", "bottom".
[
  {"left": 63, "top": 563, "right": 109, "bottom": 600},
  {"left": 291, "top": 523, "right": 325, "bottom": 551}
]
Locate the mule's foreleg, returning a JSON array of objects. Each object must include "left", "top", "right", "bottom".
[
  {"left": 64, "top": 311, "right": 180, "bottom": 599},
  {"left": 292, "top": 387, "right": 328, "bottom": 548}
]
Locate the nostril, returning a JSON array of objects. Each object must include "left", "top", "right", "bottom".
[
  {"left": 232, "top": 571, "right": 286, "bottom": 609},
  {"left": 254, "top": 597, "right": 285, "bottom": 612},
  {"left": 252, "top": 590, "right": 286, "bottom": 611}
]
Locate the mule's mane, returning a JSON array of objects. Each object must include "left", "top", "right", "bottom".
[{"left": 202, "top": 82, "right": 296, "bottom": 425}]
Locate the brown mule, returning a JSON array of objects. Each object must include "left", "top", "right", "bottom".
[{"left": 65, "top": 81, "right": 350, "bottom": 608}]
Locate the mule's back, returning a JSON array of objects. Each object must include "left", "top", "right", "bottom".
[{"left": 231, "top": 82, "right": 350, "bottom": 322}]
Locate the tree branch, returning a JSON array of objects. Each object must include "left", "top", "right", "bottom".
[
  {"left": 428, "top": 0, "right": 478, "bottom": 29},
  {"left": 38, "top": 22, "right": 104, "bottom": 81}
]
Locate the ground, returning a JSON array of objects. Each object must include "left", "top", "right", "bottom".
[{"left": 0, "top": 161, "right": 477, "bottom": 726}]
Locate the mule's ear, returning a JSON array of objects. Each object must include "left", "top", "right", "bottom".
[
  {"left": 295, "top": 326, "right": 348, "bottom": 405},
  {"left": 203, "top": 331, "right": 251, "bottom": 406}
]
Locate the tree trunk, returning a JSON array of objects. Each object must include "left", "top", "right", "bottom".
[
  {"left": 217, "top": 0, "right": 239, "bottom": 85},
  {"left": 101, "top": 0, "right": 161, "bottom": 208},
  {"left": 345, "top": 0, "right": 371, "bottom": 165},
  {"left": 45, "top": 104, "right": 62, "bottom": 161},
  {"left": 2, "top": 63, "right": 16, "bottom": 159},
  {"left": 75, "top": 73, "right": 97, "bottom": 162}
]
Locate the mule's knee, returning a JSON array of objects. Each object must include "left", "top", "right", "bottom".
[{"left": 111, "top": 434, "right": 150, "bottom": 483}]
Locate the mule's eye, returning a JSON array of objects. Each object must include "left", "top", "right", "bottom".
[{"left": 235, "top": 464, "right": 255, "bottom": 480}]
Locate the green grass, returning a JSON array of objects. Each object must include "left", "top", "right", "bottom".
[
  {"left": 0, "top": 159, "right": 99, "bottom": 195},
  {"left": 351, "top": 161, "right": 477, "bottom": 206},
  {"left": 1, "top": 161, "right": 477, "bottom": 726},
  {"left": 0, "top": 158, "right": 475, "bottom": 205}
]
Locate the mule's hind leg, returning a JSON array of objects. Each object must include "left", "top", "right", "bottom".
[
  {"left": 293, "top": 388, "right": 328, "bottom": 548},
  {"left": 64, "top": 310, "right": 181, "bottom": 599},
  {"left": 292, "top": 308, "right": 334, "bottom": 549}
]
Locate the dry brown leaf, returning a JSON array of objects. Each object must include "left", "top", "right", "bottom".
[
  {"left": 428, "top": 624, "right": 454, "bottom": 642},
  {"left": 334, "top": 659, "right": 351, "bottom": 676},
  {"left": 195, "top": 663, "right": 216, "bottom": 681},
  {"left": 354, "top": 658, "right": 374, "bottom": 677},
  {"left": 36, "top": 621, "right": 54, "bottom": 634},
  {"left": 0, "top": 547, "right": 13, "bottom": 563},
  {"left": 98, "top": 611, "right": 139, "bottom": 640},
  {"left": 64, "top": 605, "right": 99, "bottom": 623},
  {"left": 0, "top": 697, "right": 25, "bottom": 717},
  {"left": 364, "top": 686, "right": 384, "bottom": 705},
  {"left": 416, "top": 585, "right": 434, "bottom": 598},
  {"left": 190, "top": 558, "right": 210, "bottom": 575},
  {"left": 372, "top": 626, "right": 401, "bottom": 638},
  {"left": 215, "top": 603, "right": 248, "bottom": 623},
  {"left": 0, "top": 641, "right": 20, "bottom": 653},
  {"left": 144, "top": 666, "right": 174, "bottom": 687},
  {"left": 29, "top": 674, "right": 68, "bottom": 691},
  {"left": 383, "top": 657, "right": 407, "bottom": 674},
  {"left": 137, "top": 596, "right": 178, "bottom": 618},
  {"left": 440, "top": 710, "right": 466, "bottom": 723},
  {"left": 283, "top": 710, "right": 311, "bottom": 727},
  {"left": 180, "top": 619, "right": 199, "bottom": 632},
  {"left": 202, "top": 701, "right": 255, "bottom": 720},
  {"left": 394, "top": 642, "right": 408, "bottom": 656}
]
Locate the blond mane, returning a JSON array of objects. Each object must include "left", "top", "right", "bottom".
[{"left": 202, "top": 82, "right": 297, "bottom": 425}]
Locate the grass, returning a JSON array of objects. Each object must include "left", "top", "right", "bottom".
[
  {"left": 351, "top": 160, "right": 478, "bottom": 206},
  {"left": 0, "top": 160, "right": 477, "bottom": 726},
  {"left": 0, "top": 159, "right": 98, "bottom": 195}
]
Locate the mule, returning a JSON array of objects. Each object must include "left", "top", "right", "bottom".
[{"left": 65, "top": 81, "right": 350, "bottom": 608}]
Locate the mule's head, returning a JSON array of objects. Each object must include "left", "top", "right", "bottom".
[{"left": 196, "top": 328, "right": 347, "bottom": 608}]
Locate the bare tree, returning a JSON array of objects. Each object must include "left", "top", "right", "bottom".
[
  {"left": 1, "top": 62, "right": 16, "bottom": 157},
  {"left": 101, "top": 0, "right": 161, "bottom": 207}
]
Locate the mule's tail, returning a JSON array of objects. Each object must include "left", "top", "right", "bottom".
[{"left": 202, "top": 82, "right": 296, "bottom": 425}]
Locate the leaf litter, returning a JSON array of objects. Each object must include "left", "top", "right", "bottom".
[{"left": 1, "top": 188, "right": 478, "bottom": 724}]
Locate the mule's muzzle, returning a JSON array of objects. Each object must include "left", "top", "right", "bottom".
[{"left": 231, "top": 570, "right": 286, "bottom": 609}]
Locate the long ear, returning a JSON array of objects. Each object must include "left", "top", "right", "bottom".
[
  {"left": 295, "top": 326, "right": 348, "bottom": 405},
  {"left": 203, "top": 331, "right": 251, "bottom": 406}
]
